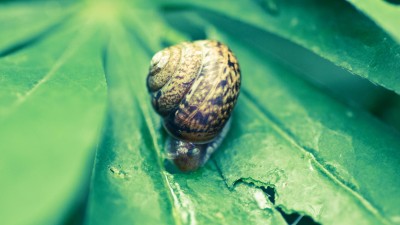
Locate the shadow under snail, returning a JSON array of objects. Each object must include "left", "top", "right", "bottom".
[{"left": 146, "top": 40, "right": 241, "bottom": 172}]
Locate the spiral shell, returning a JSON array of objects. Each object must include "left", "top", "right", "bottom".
[{"left": 147, "top": 40, "right": 241, "bottom": 145}]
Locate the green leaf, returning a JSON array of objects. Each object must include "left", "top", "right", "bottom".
[
  {"left": 86, "top": 2, "right": 400, "bottom": 225},
  {"left": 85, "top": 22, "right": 176, "bottom": 225},
  {"left": 85, "top": 19, "right": 287, "bottom": 225},
  {"left": 212, "top": 30, "right": 400, "bottom": 225},
  {"left": 2, "top": 0, "right": 400, "bottom": 225},
  {"left": 0, "top": 8, "right": 107, "bottom": 225},
  {"left": 0, "top": 2, "right": 72, "bottom": 56},
  {"left": 159, "top": 0, "right": 400, "bottom": 94},
  {"left": 347, "top": 0, "right": 400, "bottom": 43}
]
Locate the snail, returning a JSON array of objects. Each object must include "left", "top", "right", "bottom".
[{"left": 146, "top": 40, "right": 241, "bottom": 172}]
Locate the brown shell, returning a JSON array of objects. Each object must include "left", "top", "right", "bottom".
[{"left": 147, "top": 40, "right": 241, "bottom": 143}]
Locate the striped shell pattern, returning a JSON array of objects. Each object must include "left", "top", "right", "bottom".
[{"left": 147, "top": 40, "right": 241, "bottom": 171}]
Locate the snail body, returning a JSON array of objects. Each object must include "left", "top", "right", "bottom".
[{"left": 147, "top": 40, "right": 241, "bottom": 172}]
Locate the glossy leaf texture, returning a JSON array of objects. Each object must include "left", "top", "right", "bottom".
[
  {"left": 0, "top": 0, "right": 399, "bottom": 225},
  {"left": 159, "top": 0, "right": 400, "bottom": 94},
  {"left": 213, "top": 31, "right": 400, "bottom": 225}
]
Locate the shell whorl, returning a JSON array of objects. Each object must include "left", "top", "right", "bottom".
[{"left": 147, "top": 40, "right": 241, "bottom": 143}]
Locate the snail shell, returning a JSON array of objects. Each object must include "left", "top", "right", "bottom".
[{"left": 147, "top": 40, "right": 241, "bottom": 171}]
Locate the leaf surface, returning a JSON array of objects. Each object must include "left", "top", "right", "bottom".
[
  {"left": 160, "top": 0, "right": 400, "bottom": 93},
  {"left": 0, "top": 2, "right": 72, "bottom": 56},
  {"left": 213, "top": 30, "right": 400, "bottom": 225},
  {"left": 0, "top": 7, "right": 108, "bottom": 225},
  {"left": 347, "top": 0, "right": 400, "bottom": 43},
  {"left": 85, "top": 18, "right": 287, "bottom": 225},
  {"left": 86, "top": 2, "right": 400, "bottom": 225},
  {"left": 1, "top": 1, "right": 399, "bottom": 225}
]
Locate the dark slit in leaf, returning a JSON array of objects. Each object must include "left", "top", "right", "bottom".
[
  {"left": 258, "top": 184, "right": 321, "bottom": 225},
  {"left": 261, "top": 186, "right": 276, "bottom": 204},
  {"left": 259, "top": 185, "right": 321, "bottom": 225},
  {"left": 233, "top": 178, "right": 321, "bottom": 225},
  {"left": 276, "top": 207, "right": 321, "bottom": 225}
]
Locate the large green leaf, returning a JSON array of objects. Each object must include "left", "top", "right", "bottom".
[
  {"left": 86, "top": 2, "right": 400, "bottom": 225},
  {"left": 195, "top": 14, "right": 400, "bottom": 223},
  {"left": 85, "top": 15, "right": 286, "bottom": 225},
  {"left": 0, "top": 7, "right": 108, "bottom": 225},
  {"left": 213, "top": 30, "right": 400, "bottom": 225},
  {"left": 159, "top": 0, "right": 400, "bottom": 94},
  {"left": 1, "top": 0, "right": 399, "bottom": 225}
]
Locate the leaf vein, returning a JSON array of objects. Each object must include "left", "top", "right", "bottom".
[{"left": 240, "top": 89, "right": 390, "bottom": 225}]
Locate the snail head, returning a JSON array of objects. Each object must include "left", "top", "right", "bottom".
[{"left": 166, "top": 138, "right": 207, "bottom": 172}]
